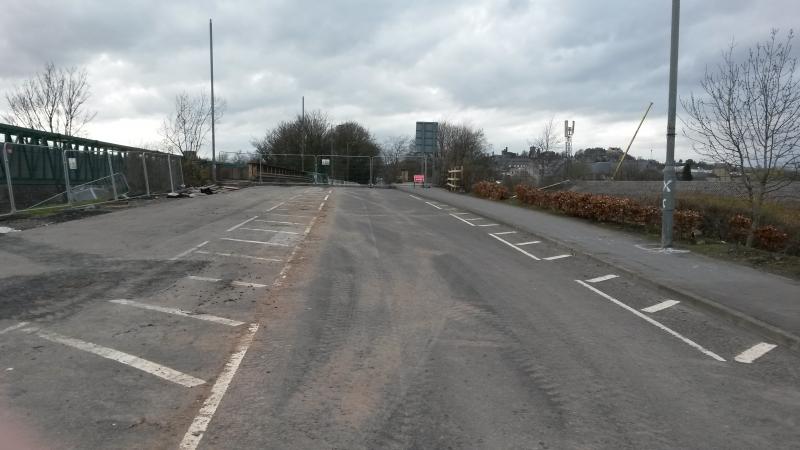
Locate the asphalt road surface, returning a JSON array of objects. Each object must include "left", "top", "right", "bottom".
[{"left": 1, "top": 186, "right": 798, "bottom": 449}]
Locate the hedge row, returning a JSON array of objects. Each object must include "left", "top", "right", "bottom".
[
  {"left": 473, "top": 181, "right": 510, "bottom": 200},
  {"left": 472, "top": 182, "right": 790, "bottom": 251}
]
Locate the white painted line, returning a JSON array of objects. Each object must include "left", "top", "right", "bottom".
[
  {"left": 324, "top": 194, "right": 330, "bottom": 201},
  {"left": 735, "top": 343, "right": 777, "bottom": 364},
  {"left": 318, "top": 202, "right": 325, "bottom": 211},
  {"left": 488, "top": 233, "right": 541, "bottom": 261},
  {"left": 463, "top": 217, "right": 483, "bottom": 221},
  {"left": 642, "top": 300, "right": 680, "bottom": 313},
  {"left": 516, "top": 241, "right": 541, "bottom": 246},
  {"left": 186, "top": 276, "right": 267, "bottom": 288},
  {"left": 226, "top": 216, "right": 258, "bottom": 232},
  {"left": 586, "top": 274, "right": 619, "bottom": 283},
  {"left": 268, "top": 213, "right": 313, "bottom": 218},
  {"left": 220, "top": 238, "right": 290, "bottom": 247},
  {"left": 240, "top": 228, "right": 300, "bottom": 235},
  {"left": 493, "top": 231, "right": 517, "bottom": 235},
  {"left": 231, "top": 280, "right": 268, "bottom": 288},
  {"left": 109, "top": 299, "right": 244, "bottom": 326},
  {"left": 477, "top": 223, "right": 499, "bottom": 227},
  {"left": 266, "top": 202, "right": 285, "bottom": 212},
  {"left": 179, "top": 323, "right": 260, "bottom": 450},
  {"left": 35, "top": 329, "right": 206, "bottom": 387},
  {"left": 254, "top": 219, "right": 302, "bottom": 225},
  {"left": 409, "top": 194, "right": 423, "bottom": 200},
  {"left": 169, "top": 241, "right": 210, "bottom": 261},
  {"left": 195, "top": 251, "right": 282, "bottom": 262},
  {"left": 187, "top": 275, "right": 221, "bottom": 283},
  {"left": 451, "top": 212, "right": 470, "bottom": 215},
  {"left": 304, "top": 215, "right": 319, "bottom": 236},
  {"left": 544, "top": 254, "right": 571, "bottom": 261},
  {"left": 0, "top": 322, "right": 29, "bottom": 335},
  {"left": 450, "top": 213, "right": 476, "bottom": 227},
  {"left": 575, "top": 280, "right": 726, "bottom": 362},
  {"left": 425, "top": 201, "right": 442, "bottom": 210}
]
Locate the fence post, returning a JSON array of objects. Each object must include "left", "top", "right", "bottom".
[
  {"left": 141, "top": 152, "right": 151, "bottom": 196},
  {"left": 259, "top": 158, "right": 263, "bottom": 183},
  {"left": 2, "top": 143, "right": 16, "bottom": 214},
  {"left": 106, "top": 150, "right": 118, "bottom": 200},
  {"left": 178, "top": 156, "right": 185, "bottom": 187},
  {"left": 61, "top": 146, "right": 73, "bottom": 205},
  {"left": 167, "top": 154, "right": 175, "bottom": 192},
  {"left": 369, "top": 157, "right": 374, "bottom": 187}
]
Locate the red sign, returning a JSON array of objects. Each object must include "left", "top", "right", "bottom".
[{"left": 413, "top": 174, "right": 424, "bottom": 184}]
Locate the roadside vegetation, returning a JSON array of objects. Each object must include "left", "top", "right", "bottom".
[{"left": 472, "top": 180, "right": 800, "bottom": 279}]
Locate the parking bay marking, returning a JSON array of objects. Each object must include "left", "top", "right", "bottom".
[
  {"left": 109, "top": 299, "right": 245, "bottom": 327},
  {"left": 240, "top": 228, "right": 300, "bottom": 235},
  {"left": 575, "top": 280, "right": 726, "bottom": 362},
  {"left": 186, "top": 275, "right": 268, "bottom": 288},
  {"left": 28, "top": 328, "right": 206, "bottom": 387},
  {"left": 734, "top": 343, "right": 777, "bottom": 364},
  {"left": 220, "top": 238, "right": 290, "bottom": 247},
  {"left": 450, "top": 213, "right": 477, "bottom": 227},
  {"left": 516, "top": 241, "right": 541, "bottom": 246},
  {"left": 543, "top": 254, "right": 571, "bottom": 261},
  {"left": 642, "top": 300, "right": 680, "bottom": 313},
  {"left": 0, "top": 322, "right": 29, "bottom": 335},
  {"left": 254, "top": 219, "right": 302, "bottom": 225},
  {"left": 425, "top": 201, "right": 442, "bottom": 210},
  {"left": 488, "top": 233, "right": 541, "bottom": 261},
  {"left": 586, "top": 274, "right": 619, "bottom": 283},
  {"left": 226, "top": 216, "right": 258, "bottom": 232},
  {"left": 195, "top": 250, "right": 282, "bottom": 263},
  {"left": 170, "top": 241, "right": 209, "bottom": 261}
]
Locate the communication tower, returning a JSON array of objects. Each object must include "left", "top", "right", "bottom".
[{"left": 564, "top": 120, "right": 575, "bottom": 157}]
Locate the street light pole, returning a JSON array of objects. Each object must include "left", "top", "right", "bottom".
[
  {"left": 209, "top": 18, "right": 217, "bottom": 183},
  {"left": 661, "top": 0, "right": 680, "bottom": 248}
]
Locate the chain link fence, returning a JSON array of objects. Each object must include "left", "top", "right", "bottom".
[{"left": 1, "top": 142, "right": 182, "bottom": 216}]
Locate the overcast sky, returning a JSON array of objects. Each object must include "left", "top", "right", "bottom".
[{"left": 1, "top": 0, "right": 797, "bottom": 160}]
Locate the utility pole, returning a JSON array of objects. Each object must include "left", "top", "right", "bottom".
[
  {"left": 301, "top": 96, "right": 305, "bottom": 173},
  {"left": 662, "top": 0, "right": 680, "bottom": 248},
  {"left": 209, "top": 18, "right": 217, "bottom": 183}
]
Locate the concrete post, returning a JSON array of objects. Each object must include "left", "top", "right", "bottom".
[
  {"left": 106, "top": 150, "right": 118, "bottom": 200},
  {"left": 2, "top": 143, "right": 16, "bottom": 213},
  {"left": 141, "top": 152, "right": 151, "bottom": 196},
  {"left": 167, "top": 154, "right": 175, "bottom": 193},
  {"left": 61, "top": 147, "right": 73, "bottom": 205}
]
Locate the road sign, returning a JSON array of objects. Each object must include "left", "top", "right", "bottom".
[
  {"left": 321, "top": 158, "right": 330, "bottom": 166},
  {"left": 68, "top": 157, "right": 77, "bottom": 170},
  {"left": 415, "top": 122, "right": 438, "bottom": 154},
  {"left": 413, "top": 174, "right": 424, "bottom": 184}
]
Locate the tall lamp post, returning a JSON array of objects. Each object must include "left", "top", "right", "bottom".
[
  {"left": 209, "top": 18, "right": 217, "bottom": 183},
  {"left": 661, "top": 0, "right": 680, "bottom": 248}
]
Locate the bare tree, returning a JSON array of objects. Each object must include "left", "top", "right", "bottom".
[
  {"left": 435, "top": 121, "right": 493, "bottom": 189},
  {"left": 682, "top": 29, "right": 800, "bottom": 247},
  {"left": 380, "top": 135, "right": 410, "bottom": 183},
  {"left": 160, "top": 91, "right": 225, "bottom": 157},
  {"left": 3, "top": 62, "right": 96, "bottom": 136},
  {"left": 530, "top": 117, "right": 564, "bottom": 185}
]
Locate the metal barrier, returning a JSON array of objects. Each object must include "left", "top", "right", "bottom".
[{"left": 1, "top": 142, "right": 182, "bottom": 216}]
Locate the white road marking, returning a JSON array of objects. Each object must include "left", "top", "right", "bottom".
[
  {"left": 450, "top": 213, "right": 477, "bottom": 227},
  {"left": 575, "top": 280, "right": 726, "bottom": 362},
  {"left": 34, "top": 329, "right": 206, "bottom": 387},
  {"left": 226, "top": 216, "right": 258, "bottom": 232},
  {"left": 179, "top": 323, "right": 260, "bottom": 450},
  {"left": 734, "top": 343, "right": 777, "bottom": 364},
  {"left": 231, "top": 280, "right": 268, "bottom": 288},
  {"left": 318, "top": 202, "right": 325, "bottom": 211},
  {"left": 240, "top": 228, "right": 300, "bottom": 235},
  {"left": 493, "top": 231, "right": 517, "bottom": 235},
  {"left": 0, "top": 322, "right": 29, "bottom": 335},
  {"left": 488, "top": 233, "right": 541, "bottom": 261},
  {"left": 268, "top": 213, "right": 313, "bottom": 218},
  {"left": 477, "top": 223, "right": 499, "bottom": 227},
  {"left": 169, "top": 241, "right": 209, "bottom": 261},
  {"left": 220, "top": 238, "right": 290, "bottom": 247},
  {"left": 642, "top": 300, "right": 681, "bottom": 313},
  {"left": 254, "top": 219, "right": 302, "bottom": 225},
  {"left": 544, "top": 254, "right": 571, "bottom": 261},
  {"left": 324, "top": 194, "right": 330, "bottom": 201},
  {"left": 451, "top": 212, "right": 470, "bottom": 215},
  {"left": 109, "top": 299, "right": 244, "bottom": 327},
  {"left": 186, "top": 275, "right": 267, "bottom": 288},
  {"left": 195, "top": 250, "right": 282, "bottom": 262},
  {"left": 425, "top": 201, "right": 442, "bottom": 210},
  {"left": 266, "top": 202, "right": 285, "bottom": 212},
  {"left": 463, "top": 217, "right": 483, "bottom": 221},
  {"left": 516, "top": 241, "right": 541, "bottom": 246},
  {"left": 409, "top": 194, "right": 423, "bottom": 200},
  {"left": 586, "top": 274, "right": 619, "bottom": 283}
]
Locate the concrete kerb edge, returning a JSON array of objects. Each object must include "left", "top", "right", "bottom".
[{"left": 404, "top": 188, "right": 800, "bottom": 353}]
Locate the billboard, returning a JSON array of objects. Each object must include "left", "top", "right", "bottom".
[{"left": 415, "top": 122, "right": 438, "bottom": 154}]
